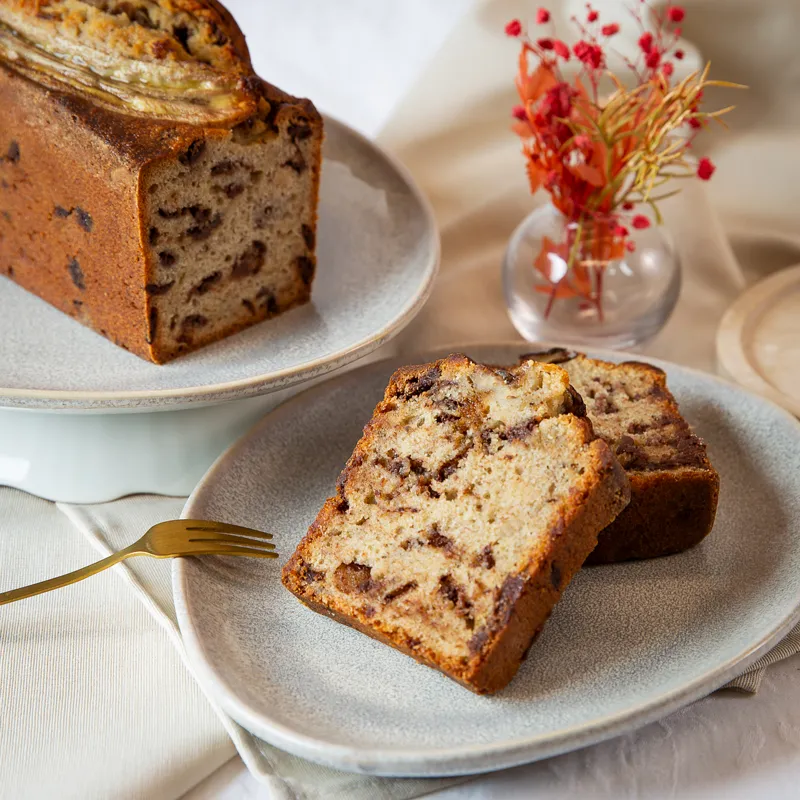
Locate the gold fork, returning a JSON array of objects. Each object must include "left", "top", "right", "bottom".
[{"left": 0, "top": 519, "right": 277, "bottom": 606}]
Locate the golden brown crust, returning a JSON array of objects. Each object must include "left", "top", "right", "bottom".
[
  {"left": 164, "top": 0, "right": 253, "bottom": 66},
  {"left": 283, "top": 355, "right": 631, "bottom": 694},
  {"left": 0, "top": 61, "right": 149, "bottom": 356},
  {"left": 586, "top": 466, "right": 720, "bottom": 564},
  {"left": 5, "top": 1, "right": 253, "bottom": 71}
]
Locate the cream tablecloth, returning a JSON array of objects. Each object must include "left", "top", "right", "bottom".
[{"left": 3, "top": 1, "right": 800, "bottom": 798}]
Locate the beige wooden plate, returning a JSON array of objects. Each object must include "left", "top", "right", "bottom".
[{"left": 717, "top": 265, "right": 800, "bottom": 418}]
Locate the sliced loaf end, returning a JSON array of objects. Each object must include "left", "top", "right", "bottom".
[
  {"left": 522, "top": 348, "right": 720, "bottom": 564},
  {"left": 142, "top": 86, "right": 322, "bottom": 363}
]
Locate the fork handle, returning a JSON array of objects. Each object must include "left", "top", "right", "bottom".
[{"left": 0, "top": 544, "right": 141, "bottom": 606}]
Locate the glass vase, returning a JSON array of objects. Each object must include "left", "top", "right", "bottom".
[{"left": 503, "top": 204, "right": 681, "bottom": 350}]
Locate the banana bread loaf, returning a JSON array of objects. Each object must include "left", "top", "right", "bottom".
[
  {"left": 523, "top": 349, "right": 720, "bottom": 564},
  {"left": 282, "top": 354, "right": 630, "bottom": 694},
  {"left": 0, "top": 1, "right": 322, "bottom": 363}
]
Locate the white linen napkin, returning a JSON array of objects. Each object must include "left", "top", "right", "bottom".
[{"left": 0, "top": 493, "right": 233, "bottom": 800}]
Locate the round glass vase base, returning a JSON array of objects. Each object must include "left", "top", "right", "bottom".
[
  {"left": 503, "top": 205, "right": 681, "bottom": 352},
  {"left": 506, "top": 297, "right": 667, "bottom": 351}
]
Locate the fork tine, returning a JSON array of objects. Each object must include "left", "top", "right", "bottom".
[
  {"left": 189, "top": 546, "right": 279, "bottom": 559},
  {"left": 189, "top": 534, "right": 277, "bottom": 549},
  {"left": 209, "top": 524, "right": 274, "bottom": 541},
  {"left": 182, "top": 520, "right": 274, "bottom": 540}
]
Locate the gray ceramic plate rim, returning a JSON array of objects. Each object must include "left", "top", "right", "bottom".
[
  {"left": 0, "top": 116, "right": 439, "bottom": 412},
  {"left": 173, "top": 343, "right": 800, "bottom": 777}
]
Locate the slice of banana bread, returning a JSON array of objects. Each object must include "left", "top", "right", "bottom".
[
  {"left": 282, "top": 355, "right": 630, "bottom": 694},
  {"left": 522, "top": 349, "right": 720, "bottom": 564}
]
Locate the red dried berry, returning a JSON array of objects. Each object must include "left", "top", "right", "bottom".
[
  {"left": 601, "top": 23, "right": 620, "bottom": 36},
  {"left": 505, "top": 19, "right": 522, "bottom": 36},
  {"left": 622, "top": 201, "right": 634, "bottom": 211},
  {"left": 697, "top": 157, "right": 715, "bottom": 180},
  {"left": 638, "top": 31, "right": 653, "bottom": 53},
  {"left": 587, "top": 10, "right": 599, "bottom": 22},
  {"left": 662, "top": 62, "right": 674, "bottom": 77},
  {"left": 553, "top": 39, "right": 571, "bottom": 59},
  {"left": 537, "top": 38, "right": 555, "bottom": 50},
  {"left": 646, "top": 49, "right": 661, "bottom": 69},
  {"left": 614, "top": 225, "right": 629, "bottom": 237},
  {"left": 536, "top": 8, "right": 550, "bottom": 24},
  {"left": 632, "top": 215, "right": 651, "bottom": 229},
  {"left": 573, "top": 40, "right": 604, "bottom": 69},
  {"left": 667, "top": 6, "right": 685, "bottom": 23},
  {"left": 539, "top": 83, "right": 578, "bottom": 122},
  {"left": 626, "top": 240, "right": 637, "bottom": 252},
  {"left": 688, "top": 117, "right": 702, "bottom": 129},
  {"left": 512, "top": 105, "right": 527, "bottom": 121},
  {"left": 674, "top": 49, "right": 685, "bottom": 60}
]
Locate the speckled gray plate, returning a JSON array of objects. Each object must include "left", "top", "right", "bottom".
[
  {"left": 0, "top": 117, "right": 438, "bottom": 410},
  {"left": 174, "top": 344, "right": 800, "bottom": 777}
]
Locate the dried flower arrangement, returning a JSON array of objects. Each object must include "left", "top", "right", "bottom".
[{"left": 506, "top": 2, "right": 741, "bottom": 319}]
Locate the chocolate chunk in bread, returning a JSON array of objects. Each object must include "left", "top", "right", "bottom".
[
  {"left": 522, "top": 350, "right": 720, "bottom": 563},
  {"left": 283, "top": 355, "right": 630, "bottom": 694}
]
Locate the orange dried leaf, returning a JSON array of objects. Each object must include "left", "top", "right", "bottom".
[
  {"left": 512, "top": 119, "right": 534, "bottom": 138},
  {"left": 526, "top": 160, "right": 546, "bottom": 195},
  {"left": 569, "top": 163, "right": 604, "bottom": 186},
  {"left": 516, "top": 56, "right": 558, "bottom": 105},
  {"left": 607, "top": 240, "right": 625, "bottom": 260}
]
